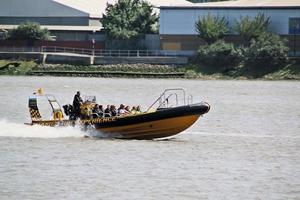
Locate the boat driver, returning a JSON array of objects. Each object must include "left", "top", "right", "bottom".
[{"left": 73, "top": 91, "right": 83, "bottom": 119}]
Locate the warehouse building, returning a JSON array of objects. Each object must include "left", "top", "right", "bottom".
[
  {"left": 159, "top": 0, "right": 300, "bottom": 52},
  {"left": 0, "top": 0, "right": 191, "bottom": 48}
]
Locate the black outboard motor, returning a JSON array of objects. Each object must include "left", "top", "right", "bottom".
[
  {"left": 63, "top": 104, "right": 70, "bottom": 116},
  {"left": 63, "top": 104, "right": 76, "bottom": 120}
]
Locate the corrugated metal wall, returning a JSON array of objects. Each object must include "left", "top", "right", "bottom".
[{"left": 159, "top": 8, "right": 300, "bottom": 35}]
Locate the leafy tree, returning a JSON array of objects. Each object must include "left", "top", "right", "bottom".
[
  {"left": 101, "top": 0, "right": 158, "bottom": 40},
  {"left": 244, "top": 32, "right": 289, "bottom": 75},
  {"left": 6, "top": 21, "right": 52, "bottom": 41},
  {"left": 195, "top": 13, "right": 228, "bottom": 44},
  {"left": 234, "top": 13, "right": 270, "bottom": 43},
  {"left": 197, "top": 40, "right": 243, "bottom": 70}
]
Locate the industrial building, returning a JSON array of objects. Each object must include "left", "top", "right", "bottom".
[
  {"left": 159, "top": 0, "right": 300, "bottom": 52},
  {"left": 1, "top": 0, "right": 299, "bottom": 52},
  {"left": 0, "top": 0, "right": 191, "bottom": 48}
]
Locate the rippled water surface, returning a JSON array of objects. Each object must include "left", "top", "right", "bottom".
[{"left": 0, "top": 76, "right": 299, "bottom": 200}]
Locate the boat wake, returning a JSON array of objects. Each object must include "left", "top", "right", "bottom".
[
  {"left": 0, "top": 119, "right": 84, "bottom": 138},
  {"left": 186, "top": 131, "right": 300, "bottom": 139}
]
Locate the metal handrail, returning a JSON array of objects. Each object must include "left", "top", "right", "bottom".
[
  {"left": 0, "top": 46, "right": 189, "bottom": 57},
  {"left": 147, "top": 88, "right": 187, "bottom": 112},
  {"left": 158, "top": 93, "right": 178, "bottom": 109},
  {"left": 40, "top": 46, "right": 183, "bottom": 57},
  {"left": 187, "top": 95, "right": 193, "bottom": 105}
]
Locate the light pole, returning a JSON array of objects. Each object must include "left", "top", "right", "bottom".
[{"left": 92, "top": 30, "right": 96, "bottom": 57}]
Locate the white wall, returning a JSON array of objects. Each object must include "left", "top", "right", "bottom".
[
  {"left": 159, "top": 8, "right": 300, "bottom": 35},
  {"left": 0, "top": 0, "right": 88, "bottom": 17}
]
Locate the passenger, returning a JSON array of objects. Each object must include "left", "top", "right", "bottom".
[
  {"left": 98, "top": 105, "right": 104, "bottom": 117},
  {"left": 92, "top": 104, "right": 100, "bottom": 118},
  {"left": 136, "top": 105, "right": 142, "bottom": 113},
  {"left": 131, "top": 106, "right": 137, "bottom": 114},
  {"left": 104, "top": 105, "right": 111, "bottom": 117},
  {"left": 125, "top": 106, "right": 131, "bottom": 113},
  {"left": 117, "top": 104, "right": 126, "bottom": 115},
  {"left": 110, "top": 105, "right": 117, "bottom": 116},
  {"left": 93, "top": 104, "right": 99, "bottom": 113},
  {"left": 73, "top": 91, "right": 83, "bottom": 119}
]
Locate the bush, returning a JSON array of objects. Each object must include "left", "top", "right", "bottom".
[
  {"left": 197, "top": 40, "right": 243, "bottom": 70},
  {"left": 195, "top": 13, "right": 228, "bottom": 44},
  {"left": 234, "top": 13, "right": 270, "bottom": 44},
  {"left": 244, "top": 33, "right": 289, "bottom": 74},
  {"left": 6, "top": 21, "right": 52, "bottom": 41}
]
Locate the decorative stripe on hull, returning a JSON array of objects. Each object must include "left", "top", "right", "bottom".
[{"left": 98, "top": 114, "right": 200, "bottom": 139}]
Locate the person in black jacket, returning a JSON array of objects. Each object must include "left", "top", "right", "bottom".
[{"left": 73, "top": 91, "right": 83, "bottom": 119}]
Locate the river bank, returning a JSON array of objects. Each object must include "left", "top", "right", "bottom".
[{"left": 0, "top": 59, "right": 299, "bottom": 80}]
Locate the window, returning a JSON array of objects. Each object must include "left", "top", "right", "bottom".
[{"left": 289, "top": 18, "right": 300, "bottom": 34}]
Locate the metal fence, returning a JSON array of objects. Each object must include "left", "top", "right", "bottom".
[
  {"left": 0, "top": 46, "right": 192, "bottom": 57},
  {"left": 0, "top": 46, "right": 41, "bottom": 53},
  {"left": 40, "top": 46, "right": 193, "bottom": 57}
]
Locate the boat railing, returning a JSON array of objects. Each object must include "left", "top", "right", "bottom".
[
  {"left": 187, "top": 95, "right": 193, "bottom": 105},
  {"left": 158, "top": 93, "right": 178, "bottom": 109},
  {"left": 147, "top": 88, "right": 192, "bottom": 112}
]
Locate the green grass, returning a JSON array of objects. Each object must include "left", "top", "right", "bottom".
[
  {"left": 32, "top": 64, "right": 186, "bottom": 73},
  {"left": 0, "top": 60, "right": 37, "bottom": 75},
  {"left": 263, "top": 63, "right": 300, "bottom": 80},
  {"left": 1, "top": 59, "right": 299, "bottom": 80},
  {"left": 183, "top": 62, "right": 300, "bottom": 80}
]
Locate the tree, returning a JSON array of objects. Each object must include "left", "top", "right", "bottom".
[
  {"left": 234, "top": 13, "right": 270, "bottom": 44},
  {"left": 6, "top": 21, "right": 52, "bottom": 41},
  {"left": 244, "top": 32, "right": 289, "bottom": 75},
  {"left": 195, "top": 13, "right": 228, "bottom": 44},
  {"left": 101, "top": 0, "right": 158, "bottom": 41}
]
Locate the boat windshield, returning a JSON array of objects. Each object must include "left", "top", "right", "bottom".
[
  {"left": 51, "top": 101, "right": 61, "bottom": 111},
  {"left": 84, "top": 95, "right": 96, "bottom": 103},
  {"left": 45, "top": 94, "right": 62, "bottom": 111}
]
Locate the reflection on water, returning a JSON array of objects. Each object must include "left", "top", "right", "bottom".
[{"left": 0, "top": 76, "right": 299, "bottom": 199}]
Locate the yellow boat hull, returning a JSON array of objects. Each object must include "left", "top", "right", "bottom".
[{"left": 98, "top": 114, "right": 200, "bottom": 139}]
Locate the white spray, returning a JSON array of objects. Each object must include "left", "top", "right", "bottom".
[{"left": 0, "top": 119, "right": 84, "bottom": 138}]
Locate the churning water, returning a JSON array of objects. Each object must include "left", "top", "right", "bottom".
[{"left": 0, "top": 76, "right": 299, "bottom": 200}]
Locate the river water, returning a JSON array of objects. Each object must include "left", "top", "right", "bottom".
[{"left": 0, "top": 76, "right": 299, "bottom": 200}]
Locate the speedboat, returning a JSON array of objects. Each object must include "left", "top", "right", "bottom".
[{"left": 26, "top": 88, "right": 210, "bottom": 139}]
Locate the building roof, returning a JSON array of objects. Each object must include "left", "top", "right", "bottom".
[
  {"left": 54, "top": 0, "right": 114, "bottom": 18},
  {"left": 160, "top": 0, "right": 300, "bottom": 9},
  {"left": 0, "top": 0, "right": 192, "bottom": 19},
  {"left": 55, "top": 0, "right": 192, "bottom": 18},
  {"left": 0, "top": 24, "right": 102, "bottom": 32}
]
